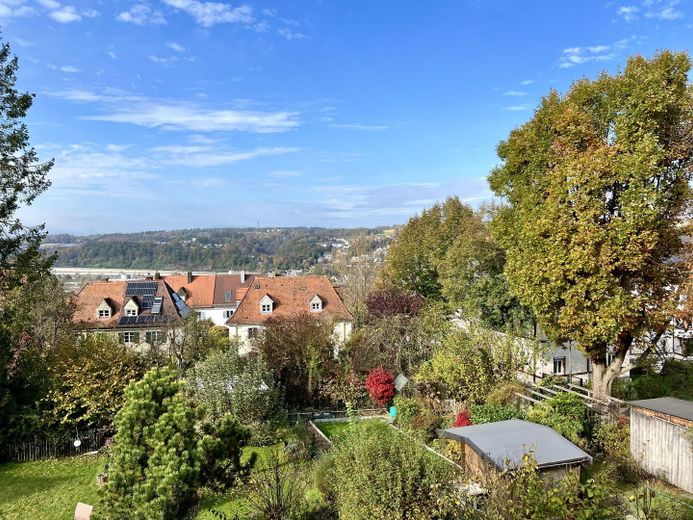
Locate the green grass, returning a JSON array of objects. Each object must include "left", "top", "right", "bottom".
[
  {"left": 0, "top": 454, "right": 105, "bottom": 520},
  {"left": 316, "top": 418, "right": 388, "bottom": 441}
]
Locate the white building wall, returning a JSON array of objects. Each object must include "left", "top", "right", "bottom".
[{"left": 196, "top": 306, "right": 235, "bottom": 327}]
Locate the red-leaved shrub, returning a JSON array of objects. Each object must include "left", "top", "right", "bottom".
[
  {"left": 365, "top": 368, "right": 395, "bottom": 406},
  {"left": 453, "top": 409, "right": 472, "bottom": 427}
]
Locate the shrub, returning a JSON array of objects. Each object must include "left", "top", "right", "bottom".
[
  {"left": 526, "top": 392, "right": 586, "bottom": 442},
  {"left": 452, "top": 409, "right": 472, "bottom": 427},
  {"left": 364, "top": 368, "right": 395, "bottom": 406},
  {"left": 247, "top": 448, "right": 307, "bottom": 520},
  {"left": 485, "top": 380, "right": 525, "bottom": 406},
  {"left": 470, "top": 404, "right": 524, "bottom": 424},
  {"left": 591, "top": 418, "right": 640, "bottom": 483},
  {"left": 97, "top": 367, "right": 252, "bottom": 519},
  {"left": 393, "top": 395, "right": 420, "bottom": 430},
  {"left": 319, "top": 421, "right": 460, "bottom": 519}
]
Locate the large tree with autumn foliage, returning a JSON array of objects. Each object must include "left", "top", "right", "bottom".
[{"left": 489, "top": 51, "right": 693, "bottom": 399}]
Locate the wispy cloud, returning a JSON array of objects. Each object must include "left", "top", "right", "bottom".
[
  {"left": 616, "top": 5, "right": 640, "bottom": 21},
  {"left": 503, "top": 104, "right": 531, "bottom": 111},
  {"left": 0, "top": 0, "right": 35, "bottom": 19},
  {"left": 47, "top": 4, "right": 98, "bottom": 23},
  {"left": 269, "top": 170, "right": 302, "bottom": 178},
  {"left": 559, "top": 38, "right": 629, "bottom": 68},
  {"left": 503, "top": 90, "right": 527, "bottom": 96},
  {"left": 60, "top": 65, "right": 79, "bottom": 73},
  {"left": 520, "top": 79, "right": 535, "bottom": 85},
  {"left": 167, "top": 42, "right": 186, "bottom": 52},
  {"left": 615, "top": 0, "right": 684, "bottom": 22},
  {"left": 48, "top": 88, "right": 300, "bottom": 133},
  {"left": 162, "top": 0, "right": 253, "bottom": 27},
  {"left": 278, "top": 27, "right": 307, "bottom": 40},
  {"left": 116, "top": 3, "right": 166, "bottom": 25},
  {"left": 150, "top": 144, "right": 299, "bottom": 166},
  {"left": 329, "top": 123, "right": 389, "bottom": 131}
]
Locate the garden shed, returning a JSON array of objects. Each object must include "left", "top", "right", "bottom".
[
  {"left": 629, "top": 397, "right": 693, "bottom": 493},
  {"left": 439, "top": 419, "right": 592, "bottom": 480}
]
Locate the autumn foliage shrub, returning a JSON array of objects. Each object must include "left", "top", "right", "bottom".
[
  {"left": 453, "top": 409, "right": 472, "bottom": 427},
  {"left": 364, "top": 368, "right": 395, "bottom": 406}
]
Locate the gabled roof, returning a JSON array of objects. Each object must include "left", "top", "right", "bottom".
[
  {"left": 162, "top": 273, "right": 255, "bottom": 308},
  {"left": 73, "top": 279, "right": 188, "bottom": 329},
  {"left": 226, "top": 275, "right": 353, "bottom": 325},
  {"left": 440, "top": 419, "right": 592, "bottom": 471}
]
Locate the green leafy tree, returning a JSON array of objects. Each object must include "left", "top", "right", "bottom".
[
  {"left": 46, "top": 335, "right": 147, "bottom": 432},
  {"left": 253, "top": 313, "right": 335, "bottom": 408},
  {"left": 166, "top": 314, "right": 230, "bottom": 370},
  {"left": 489, "top": 51, "right": 693, "bottom": 398},
  {"left": 188, "top": 347, "right": 284, "bottom": 425},
  {"left": 98, "top": 367, "right": 252, "bottom": 519},
  {"left": 525, "top": 392, "right": 586, "bottom": 443}
]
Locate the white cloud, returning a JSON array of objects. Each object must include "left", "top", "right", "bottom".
[
  {"left": 162, "top": 0, "right": 253, "bottom": 27},
  {"left": 504, "top": 104, "right": 531, "bottom": 111},
  {"left": 0, "top": 0, "right": 35, "bottom": 18},
  {"left": 278, "top": 27, "right": 307, "bottom": 40},
  {"left": 50, "top": 5, "right": 81, "bottom": 23},
  {"left": 48, "top": 88, "right": 300, "bottom": 133},
  {"left": 520, "top": 79, "right": 535, "bottom": 85},
  {"left": 329, "top": 123, "right": 388, "bottom": 131},
  {"left": 643, "top": 0, "right": 684, "bottom": 20},
  {"left": 166, "top": 42, "right": 186, "bottom": 52},
  {"left": 503, "top": 90, "right": 527, "bottom": 96},
  {"left": 60, "top": 65, "right": 79, "bottom": 73},
  {"left": 559, "top": 38, "right": 629, "bottom": 68},
  {"left": 269, "top": 170, "right": 302, "bottom": 178},
  {"left": 616, "top": 5, "right": 640, "bottom": 21},
  {"left": 116, "top": 3, "right": 166, "bottom": 25},
  {"left": 151, "top": 145, "right": 300, "bottom": 167},
  {"left": 108, "top": 51, "right": 117, "bottom": 60}
]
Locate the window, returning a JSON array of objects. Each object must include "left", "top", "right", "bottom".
[
  {"left": 224, "top": 290, "right": 234, "bottom": 303},
  {"left": 125, "top": 308, "right": 138, "bottom": 317},
  {"left": 553, "top": 356, "right": 566, "bottom": 374},
  {"left": 223, "top": 310, "right": 234, "bottom": 319},
  {"left": 145, "top": 330, "right": 164, "bottom": 345},
  {"left": 122, "top": 331, "right": 139, "bottom": 344},
  {"left": 311, "top": 301, "right": 321, "bottom": 311},
  {"left": 606, "top": 351, "right": 615, "bottom": 366},
  {"left": 98, "top": 309, "right": 111, "bottom": 319},
  {"left": 261, "top": 303, "right": 272, "bottom": 314},
  {"left": 248, "top": 327, "right": 259, "bottom": 339}
]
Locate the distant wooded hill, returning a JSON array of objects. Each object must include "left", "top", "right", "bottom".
[{"left": 46, "top": 227, "right": 393, "bottom": 271}]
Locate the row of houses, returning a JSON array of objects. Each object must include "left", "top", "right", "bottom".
[{"left": 73, "top": 272, "right": 354, "bottom": 354}]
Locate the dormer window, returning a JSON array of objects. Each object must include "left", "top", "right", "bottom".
[
  {"left": 260, "top": 294, "right": 274, "bottom": 314},
  {"left": 310, "top": 295, "right": 323, "bottom": 313},
  {"left": 124, "top": 298, "right": 139, "bottom": 317},
  {"left": 224, "top": 290, "right": 234, "bottom": 303},
  {"left": 96, "top": 299, "right": 112, "bottom": 319}
]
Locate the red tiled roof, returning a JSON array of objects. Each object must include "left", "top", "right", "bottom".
[
  {"left": 73, "top": 280, "right": 185, "bottom": 329},
  {"left": 162, "top": 273, "right": 255, "bottom": 308},
  {"left": 227, "top": 275, "right": 353, "bottom": 325}
]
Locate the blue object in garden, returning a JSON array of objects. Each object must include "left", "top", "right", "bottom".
[{"left": 389, "top": 405, "right": 397, "bottom": 419}]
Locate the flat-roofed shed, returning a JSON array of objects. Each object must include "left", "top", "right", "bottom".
[{"left": 440, "top": 419, "right": 592, "bottom": 477}]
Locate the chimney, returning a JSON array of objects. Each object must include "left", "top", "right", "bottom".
[
  {"left": 154, "top": 271, "right": 160, "bottom": 280},
  {"left": 240, "top": 270, "right": 246, "bottom": 283},
  {"left": 187, "top": 271, "right": 193, "bottom": 284}
]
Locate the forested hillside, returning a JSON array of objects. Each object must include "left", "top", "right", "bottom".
[{"left": 46, "top": 227, "right": 391, "bottom": 271}]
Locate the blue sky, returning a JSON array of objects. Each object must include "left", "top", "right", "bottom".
[{"left": 3, "top": 0, "right": 691, "bottom": 233}]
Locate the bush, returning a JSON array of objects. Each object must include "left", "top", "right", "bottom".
[
  {"left": 452, "top": 409, "right": 472, "bottom": 427},
  {"left": 393, "top": 395, "right": 420, "bottom": 430},
  {"left": 364, "top": 368, "right": 395, "bottom": 406},
  {"left": 526, "top": 392, "right": 586, "bottom": 442},
  {"left": 97, "top": 367, "right": 252, "bottom": 519},
  {"left": 591, "top": 418, "right": 640, "bottom": 483},
  {"left": 485, "top": 380, "right": 525, "bottom": 406},
  {"left": 470, "top": 404, "right": 524, "bottom": 424},
  {"left": 318, "top": 421, "right": 460, "bottom": 519},
  {"left": 247, "top": 448, "right": 307, "bottom": 520}
]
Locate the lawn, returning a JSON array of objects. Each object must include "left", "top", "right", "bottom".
[
  {"left": 0, "top": 454, "right": 105, "bottom": 520},
  {"left": 316, "top": 418, "right": 389, "bottom": 442}
]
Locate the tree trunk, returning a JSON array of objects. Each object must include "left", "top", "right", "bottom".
[{"left": 591, "top": 345, "right": 628, "bottom": 401}]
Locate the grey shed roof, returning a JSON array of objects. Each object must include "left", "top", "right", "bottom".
[
  {"left": 440, "top": 419, "right": 592, "bottom": 471},
  {"left": 628, "top": 397, "right": 693, "bottom": 422}
]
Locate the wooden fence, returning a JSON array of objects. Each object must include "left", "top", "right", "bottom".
[{"left": 2, "top": 430, "right": 106, "bottom": 462}]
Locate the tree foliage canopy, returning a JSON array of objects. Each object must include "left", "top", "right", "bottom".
[{"left": 488, "top": 51, "right": 693, "bottom": 395}]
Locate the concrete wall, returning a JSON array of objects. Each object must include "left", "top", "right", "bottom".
[{"left": 630, "top": 409, "right": 693, "bottom": 493}]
